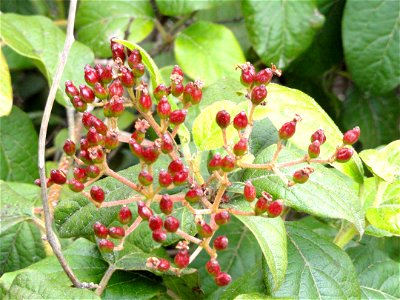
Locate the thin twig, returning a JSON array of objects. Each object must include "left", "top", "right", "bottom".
[{"left": 95, "top": 264, "right": 116, "bottom": 296}]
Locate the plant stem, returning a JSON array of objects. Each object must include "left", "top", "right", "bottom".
[
  {"left": 104, "top": 164, "right": 142, "bottom": 194},
  {"left": 333, "top": 223, "right": 357, "bottom": 248},
  {"left": 189, "top": 246, "right": 203, "bottom": 264},
  {"left": 176, "top": 229, "right": 202, "bottom": 244},
  {"left": 101, "top": 196, "right": 145, "bottom": 207},
  {"left": 95, "top": 264, "right": 116, "bottom": 296}
]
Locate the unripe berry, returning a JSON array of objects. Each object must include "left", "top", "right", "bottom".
[
  {"left": 79, "top": 84, "right": 95, "bottom": 103},
  {"left": 215, "top": 211, "right": 230, "bottom": 226},
  {"left": 108, "top": 80, "right": 124, "bottom": 98},
  {"left": 141, "top": 146, "right": 160, "bottom": 165},
  {"left": 216, "top": 110, "right": 231, "bottom": 129},
  {"left": 157, "top": 97, "right": 171, "bottom": 119},
  {"left": 129, "top": 139, "right": 143, "bottom": 158},
  {"left": 168, "top": 159, "right": 184, "bottom": 175},
  {"left": 214, "top": 235, "right": 228, "bottom": 251},
  {"left": 65, "top": 81, "right": 79, "bottom": 99},
  {"left": 171, "top": 82, "right": 184, "bottom": 97},
  {"left": 119, "top": 67, "right": 134, "bottom": 87},
  {"left": 279, "top": 120, "right": 297, "bottom": 140},
  {"left": 185, "top": 187, "right": 203, "bottom": 203},
  {"left": 205, "top": 259, "right": 221, "bottom": 276},
  {"left": 159, "top": 194, "right": 173, "bottom": 215},
  {"left": 84, "top": 64, "right": 99, "bottom": 86},
  {"left": 131, "top": 130, "right": 145, "bottom": 144},
  {"left": 139, "top": 94, "right": 152, "bottom": 112},
  {"left": 255, "top": 197, "right": 268, "bottom": 215},
  {"left": 161, "top": 134, "right": 174, "bottom": 154},
  {"left": 293, "top": 169, "right": 309, "bottom": 184},
  {"left": 153, "top": 84, "right": 169, "bottom": 100},
  {"left": 215, "top": 272, "right": 231, "bottom": 286},
  {"left": 90, "top": 186, "right": 105, "bottom": 203},
  {"left": 137, "top": 202, "right": 153, "bottom": 220},
  {"left": 173, "top": 167, "right": 189, "bottom": 186},
  {"left": 63, "top": 139, "right": 76, "bottom": 156},
  {"left": 92, "top": 117, "right": 108, "bottom": 135},
  {"left": 233, "top": 138, "right": 248, "bottom": 156},
  {"left": 108, "top": 226, "right": 125, "bottom": 239},
  {"left": 127, "top": 49, "right": 142, "bottom": 67},
  {"left": 138, "top": 170, "right": 153, "bottom": 186},
  {"left": 250, "top": 85, "right": 267, "bottom": 105},
  {"left": 87, "top": 127, "right": 102, "bottom": 146},
  {"left": 308, "top": 140, "right": 321, "bottom": 158},
  {"left": 169, "top": 109, "right": 187, "bottom": 125},
  {"left": 68, "top": 179, "right": 85, "bottom": 192},
  {"left": 335, "top": 147, "right": 353, "bottom": 163},
  {"left": 311, "top": 129, "right": 326, "bottom": 144},
  {"left": 174, "top": 250, "right": 190, "bottom": 268},
  {"left": 73, "top": 167, "right": 87, "bottom": 182},
  {"left": 71, "top": 96, "right": 87, "bottom": 112},
  {"left": 93, "top": 222, "right": 108, "bottom": 238},
  {"left": 104, "top": 131, "right": 119, "bottom": 150},
  {"left": 152, "top": 229, "right": 167, "bottom": 243},
  {"left": 164, "top": 216, "right": 180, "bottom": 232},
  {"left": 92, "top": 82, "right": 108, "bottom": 100},
  {"left": 343, "top": 127, "right": 360, "bottom": 145},
  {"left": 158, "top": 170, "right": 173, "bottom": 187},
  {"left": 104, "top": 97, "right": 125, "bottom": 117},
  {"left": 182, "top": 82, "right": 195, "bottom": 104},
  {"left": 79, "top": 150, "right": 92, "bottom": 165},
  {"left": 268, "top": 200, "right": 283, "bottom": 217},
  {"left": 50, "top": 169, "right": 67, "bottom": 185},
  {"left": 82, "top": 112, "right": 95, "bottom": 129},
  {"left": 157, "top": 259, "right": 170, "bottom": 272},
  {"left": 131, "top": 63, "right": 145, "bottom": 78},
  {"left": 208, "top": 154, "right": 222, "bottom": 171},
  {"left": 98, "top": 239, "right": 114, "bottom": 253},
  {"left": 255, "top": 68, "right": 273, "bottom": 85},
  {"left": 95, "top": 64, "right": 113, "bottom": 84},
  {"left": 233, "top": 111, "right": 248, "bottom": 130},
  {"left": 243, "top": 181, "right": 256, "bottom": 202},
  {"left": 86, "top": 165, "right": 100, "bottom": 178},
  {"left": 118, "top": 205, "right": 132, "bottom": 224},
  {"left": 221, "top": 155, "right": 235, "bottom": 172},
  {"left": 197, "top": 221, "right": 213, "bottom": 238},
  {"left": 111, "top": 41, "right": 125, "bottom": 62},
  {"left": 148, "top": 215, "right": 163, "bottom": 231}
]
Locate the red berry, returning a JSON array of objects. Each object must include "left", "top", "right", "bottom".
[
  {"left": 129, "top": 139, "right": 143, "bottom": 158},
  {"left": 79, "top": 84, "right": 95, "bottom": 103},
  {"left": 250, "top": 85, "right": 267, "bottom": 105},
  {"left": 104, "top": 97, "right": 124, "bottom": 117},
  {"left": 311, "top": 129, "right": 326, "bottom": 144},
  {"left": 104, "top": 131, "right": 119, "bottom": 150},
  {"left": 279, "top": 120, "right": 297, "bottom": 140},
  {"left": 205, "top": 259, "right": 221, "bottom": 276},
  {"left": 138, "top": 170, "right": 153, "bottom": 186},
  {"left": 171, "top": 82, "right": 184, "bottom": 97},
  {"left": 87, "top": 127, "right": 102, "bottom": 146},
  {"left": 171, "top": 65, "right": 184, "bottom": 77},
  {"left": 173, "top": 167, "right": 189, "bottom": 186},
  {"left": 157, "top": 97, "right": 171, "bottom": 119},
  {"left": 268, "top": 200, "right": 283, "bottom": 217},
  {"left": 214, "top": 235, "right": 228, "bottom": 251},
  {"left": 139, "top": 94, "right": 153, "bottom": 112},
  {"left": 157, "top": 259, "right": 170, "bottom": 272},
  {"left": 65, "top": 81, "right": 79, "bottom": 99},
  {"left": 127, "top": 49, "right": 142, "bottom": 67},
  {"left": 208, "top": 154, "right": 222, "bottom": 171},
  {"left": 343, "top": 126, "right": 360, "bottom": 145},
  {"left": 84, "top": 64, "right": 99, "bottom": 86},
  {"left": 168, "top": 159, "right": 184, "bottom": 175},
  {"left": 108, "top": 79, "right": 124, "bottom": 98},
  {"left": 137, "top": 202, "right": 153, "bottom": 220},
  {"left": 182, "top": 82, "right": 195, "bottom": 103},
  {"left": 336, "top": 147, "right": 353, "bottom": 163},
  {"left": 308, "top": 140, "right": 321, "bottom": 158},
  {"left": 215, "top": 272, "right": 231, "bottom": 286},
  {"left": 98, "top": 239, "right": 114, "bottom": 252},
  {"left": 118, "top": 205, "right": 132, "bottom": 224},
  {"left": 215, "top": 211, "right": 230, "bottom": 226},
  {"left": 241, "top": 69, "right": 255, "bottom": 87},
  {"left": 174, "top": 250, "right": 190, "bottom": 268},
  {"left": 50, "top": 169, "right": 67, "bottom": 185},
  {"left": 221, "top": 155, "right": 235, "bottom": 172},
  {"left": 255, "top": 197, "right": 268, "bottom": 215},
  {"left": 243, "top": 181, "right": 256, "bottom": 202},
  {"left": 131, "top": 130, "right": 145, "bottom": 144},
  {"left": 148, "top": 215, "right": 163, "bottom": 231},
  {"left": 197, "top": 221, "right": 213, "bottom": 238},
  {"left": 164, "top": 216, "right": 180, "bottom": 232},
  {"left": 79, "top": 150, "right": 92, "bottom": 165},
  {"left": 119, "top": 67, "right": 134, "bottom": 87},
  {"left": 63, "top": 139, "right": 76, "bottom": 156},
  {"left": 73, "top": 167, "right": 87, "bottom": 182},
  {"left": 68, "top": 179, "right": 85, "bottom": 192},
  {"left": 34, "top": 178, "right": 53, "bottom": 188},
  {"left": 158, "top": 170, "right": 173, "bottom": 187},
  {"left": 92, "top": 117, "right": 108, "bottom": 135},
  {"left": 95, "top": 64, "right": 113, "bottom": 84},
  {"left": 92, "top": 82, "right": 108, "bottom": 100},
  {"left": 216, "top": 110, "right": 231, "bottom": 129},
  {"left": 293, "top": 169, "right": 310, "bottom": 184},
  {"left": 90, "top": 186, "right": 105, "bottom": 203},
  {"left": 233, "top": 111, "right": 248, "bottom": 130},
  {"left": 141, "top": 146, "right": 160, "bottom": 165},
  {"left": 153, "top": 84, "right": 169, "bottom": 100},
  {"left": 169, "top": 109, "right": 187, "bottom": 125},
  {"left": 233, "top": 138, "right": 248, "bottom": 156},
  {"left": 152, "top": 229, "right": 167, "bottom": 243},
  {"left": 71, "top": 96, "right": 87, "bottom": 112},
  {"left": 86, "top": 165, "right": 100, "bottom": 178},
  {"left": 255, "top": 68, "right": 273, "bottom": 85},
  {"left": 185, "top": 187, "right": 203, "bottom": 203},
  {"left": 93, "top": 222, "right": 108, "bottom": 238},
  {"left": 159, "top": 194, "right": 173, "bottom": 215},
  {"left": 82, "top": 112, "right": 94, "bottom": 129},
  {"left": 190, "top": 83, "right": 203, "bottom": 105},
  {"left": 111, "top": 41, "right": 125, "bottom": 62},
  {"left": 161, "top": 133, "right": 174, "bottom": 154},
  {"left": 131, "top": 63, "right": 145, "bottom": 78},
  {"left": 108, "top": 226, "right": 125, "bottom": 239}
]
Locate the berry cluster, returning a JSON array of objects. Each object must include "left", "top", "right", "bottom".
[{"left": 38, "top": 39, "right": 360, "bottom": 289}]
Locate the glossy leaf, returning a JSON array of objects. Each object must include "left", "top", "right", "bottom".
[
  {"left": 0, "top": 14, "right": 94, "bottom": 106},
  {"left": 242, "top": 0, "right": 324, "bottom": 68},
  {"left": 175, "top": 21, "right": 245, "bottom": 85},
  {"left": 343, "top": 1, "right": 400, "bottom": 93},
  {"left": 0, "top": 106, "right": 38, "bottom": 183},
  {"left": 0, "top": 49, "right": 12, "bottom": 117},
  {"left": 243, "top": 145, "right": 365, "bottom": 234},
  {"left": 76, "top": 1, "right": 154, "bottom": 57}
]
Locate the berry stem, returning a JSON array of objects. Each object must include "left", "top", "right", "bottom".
[
  {"left": 243, "top": 103, "right": 256, "bottom": 139},
  {"left": 95, "top": 264, "right": 116, "bottom": 296},
  {"left": 271, "top": 140, "right": 283, "bottom": 163},
  {"left": 189, "top": 246, "right": 204, "bottom": 264},
  {"left": 101, "top": 196, "right": 145, "bottom": 207},
  {"left": 104, "top": 164, "right": 143, "bottom": 194},
  {"left": 212, "top": 183, "right": 228, "bottom": 212},
  {"left": 114, "top": 216, "right": 143, "bottom": 251},
  {"left": 176, "top": 229, "right": 202, "bottom": 244},
  {"left": 82, "top": 191, "right": 101, "bottom": 208},
  {"left": 223, "top": 208, "right": 255, "bottom": 216}
]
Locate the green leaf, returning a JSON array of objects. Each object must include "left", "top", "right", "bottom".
[
  {"left": 342, "top": 1, "right": 400, "bottom": 93},
  {"left": 342, "top": 88, "right": 400, "bottom": 149},
  {"left": 366, "top": 205, "right": 400, "bottom": 236},
  {"left": 347, "top": 245, "right": 400, "bottom": 299},
  {"left": 76, "top": 1, "right": 154, "bottom": 58},
  {"left": 243, "top": 145, "right": 365, "bottom": 234},
  {"left": 242, "top": 0, "right": 324, "bottom": 69},
  {"left": 163, "top": 270, "right": 204, "bottom": 299},
  {"left": 234, "top": 294, "right": 283, "bottom": 300},
  {"left": 4, "top": 270, "right": 100, "bottom": 300},
  {"left": 2, "top": 45, "right": 35, "bottom": 70},
  {"left": 0, "top": 106, "right": 38, "bottom": 183},
  {"left": 175, "top": 21, "right": 245, "bottom": 85},
  {"left": 269, "top": 221, "right": 360, "bottom": 299},
  {"left": 0, "top": 49, "right": 12, "bottom": 117},
  {"left": 249, "top": 118, "right": 278, "bottom": 156},
  {"left": 156, "top": 0, "right": 217, "bottom": 16}
]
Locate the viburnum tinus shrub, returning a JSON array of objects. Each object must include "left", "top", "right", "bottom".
[{"left": 41, "top": 39, "right": 362, "bottom": 293}]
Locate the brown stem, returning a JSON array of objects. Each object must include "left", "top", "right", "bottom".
[
  {"left": 211, "top": 183, "right": 228, "bottom": 212},
  {"left": 271, "top": 140, "right": 283, "bottom": 163},
  {"left": 176, "top": 229, "right": 202, "bottom": 244},
  {"left": 224, "top": 208, "right": 255, "bottom": 216},
  {"left": 104, "top": 164, "right": 142, "bottom": 194},
  {"left": 101, "top": 196, "right": 145, "bottom": 207},
  {"left": 95, "top": 264, "right": 116, "bottom": 296}
]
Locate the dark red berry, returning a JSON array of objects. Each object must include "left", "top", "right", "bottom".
[
  {"left": 216, "top": 110, "right": 231, "bottom": 129},
  {"left": 95, "top": 64, "right": 113, "bottom": 84},
  {"left": 93, "top": 222, "right": 108, "bottom": 239},
  {"left": 343, "top": 127, "right": 360, "bottom": 145},
  {"left": 109, "top": 79, "right": 124, "bottom": 98},
  {"left": 92, "top": 117, "right": 108, "bottom": 135},
  {"left": 250, "top": 85, "right": 267, "bottom": 105},
  {"left": 79, "top": 84, "right": 95, "bottom": 103},
  {"left": 111, "top": 41, "right": 125, "bottom": 62},
  {"left": 158, "top": 170, "right": 173, "bottom": 187},
  {"left": 86, "top": 165, "right": 100, "bottom": 178},
  {"left": 139, "top": 94, "right": 152, "bottom": 112},
  {"left": 197, "top": 221, "right": 213, "bottom": 238},
  {"left": 233, "top": 138, "right": 248, "bottom": 156},
  {"left": 73, "top": 167, "right": 87, "bottom": 182},
  {"left": 98, "top": 239, "right": 114, "bottom": 252},
  {"left": 50, "top": 169, "right": 67, "bottom": 185},
  {"left": 268, "top": 200, "right": 283, "bottom": 217},
  {"left": 137, "top": 202, "right": 153, "bottom": 220},
  {"left": 205, "top": 259, "right": 221, "bottom": 276},
  {"left": 169, "top": 109, "right": 187, "bottom": 125},
  {"left": 152, "top": 229, "right": 167, "bottom": 243},
  {"left": 159, "top": 194, "right": 173, "bottom": 215},
  {"left": 279, "top": 121, "right": 297, "bottom": 140},
  {"left": 185, "top": 187, "right": 203, "bottom": 203},
  {"left": 161, "top": 133, "right": 174, "bottom": 154},
  {"left": 335, "top": 147, "right": 353, "bottom": 163},
  {"left": 129, "top": 139, "right": 143, "bottom": 158},
  {"left": 63, "top": 139, "right": 76, "bottom": 156},
  {"left": 65, "top": 81, "right": 79, "bottom": 99},
  {"left": 243, "top": 181, "right": 256, "bottom": 202},
  {"left": 173, "top": 167, "right": 189, "bottom": 186},
  {"left": 84, "top": 64, "right": 99, "bottom": 86},
  {"left": 208, "top": 154, "right": 222, "bottom": 171},
  {"left": 153, "top": 84, "right": 169, "bottom": 100},
  {"left": 255, "top": 68, "right": 273, "bottom": 85},
  {"left": 311, "top": 129, "right": 326, "bottom": 144},
  {"left": 214, "top": 235, "right": 228, "bottom": 250},
  {"left": 87, "top": 127, "right": 102, "bottom": 146},
  {"left": 68, "top": 179, "right": 85, "bottom": 192},
  {"left": 118, "top": 205, "right": 132, "bottom": 224},
  {"left": 90, "top": 186, "right": 105, "bottom": 203},
  {"left": 82, "top": 112, "right": 94, "bottom": 129},
  {"left": 215, "top": 211, "right": 230, "bottom": 226},
  {"left": 255, "top": 197, "right": 268, "bottom": 215},
  {"left": 104, "top": 131, "right": 119, "bottom": 150},
  {"left": 233, "top": 111, "right": 248, "bottom": 130},
  {"left": 308, "top": 140, "right": 321, "bottom": 158},
  {"left": 164, "top": 216, "right": 180, "bottom": 232},
  {"left": 108, "top": 226, "right": 125, "bottom": 239},
  {"left": 119, "top": 67, "right": 134, "bottom": 87},
  {"left": 157, "top": 97, "right": 171, "bottom": 119},
  {"left": 127, "top": 49, "right": 142, "bottom": 67},
  {"left": 148, "top": 215, "right": 163, "bottom": 231},
  {"left": 221, "top": 155, "right": 235, "bottom": 172},
  {"left": 215, "top": 272, "right": 231, "bottom": 286},
  {"left": 168, "top": 159, "right": 184, "bottom": 175},
  {"left": 141, "top": 146, "right": 160, "bottom": 165},
  {"left": 157, "top": 258, "right": 170, "bottom": 272},
  {"left": 174, "top": 250, "right": 190, "bottom": 268}
]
